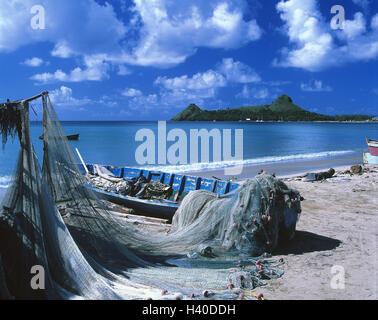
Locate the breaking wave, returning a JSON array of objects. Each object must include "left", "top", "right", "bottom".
[{"left": 140, "top": 150, "right": 356, "bottom": 173}]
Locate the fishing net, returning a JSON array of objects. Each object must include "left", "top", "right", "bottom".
[{"left": 0, "top": 93, "right": 303, "bottom": 300}]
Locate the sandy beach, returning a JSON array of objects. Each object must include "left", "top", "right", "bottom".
[
  {"left": 0, "top": 160, "right": 376, "bottom": 300},
  {"left": 113, "top": 161, "right": 377, "bottom": 300},
  {"left": 240, "top": 164, "right": 377, "bottom": 300}
]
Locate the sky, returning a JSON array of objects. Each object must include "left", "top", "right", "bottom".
[{"left": 0, "top": 0, "right": 377, "bottom": 120}]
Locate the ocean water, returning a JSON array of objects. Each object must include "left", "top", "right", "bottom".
[{"left": 0, "top": 121, "right": 377, "bottom": 192}]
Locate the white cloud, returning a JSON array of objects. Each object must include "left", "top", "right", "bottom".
[
  {"left": 123, "top": 0, "right": 262, "bottom": 67},
  {"left": 238, "top": 85, "right": 278, "bottom": 100},
  {"left": 31, "top": 55, "right": 110, "bottom": 83},
  {"left": 0, "top": 0, "right": 262, "bottom": 75},
  {"left": 23, "top": 57, "right": 44, "bottom": 67},
  {"left": 122, "top": 88, "right": 142, "bottom": 97},
  {"left": 49, "top": 86, "right": 91, "bottom": 108},
  {"left": 216, "top": 58, "right": 261, "bottom": 83},
  {"left": 275, "top": 0, "right": 378, "bottom": 71},
  {"left": 300, "top": 80, "right": 333, "bottom": 92},
  {"left": 155, "top": 70, "right": 227, "bottom": 91}
]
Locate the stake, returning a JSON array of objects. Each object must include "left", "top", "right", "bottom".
[{"left": 75, "top": 148, "right": 89, "bottom": 175}]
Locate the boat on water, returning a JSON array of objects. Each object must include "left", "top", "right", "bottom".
[
  {"left": 39, "top": 134, "right": 79, "bottom": 141},
  {"left": 79, "top": 164, "right": 240, "bottom": 220},
  {"left": 363, "top": 137, "right": 378, "bottom": 164}
]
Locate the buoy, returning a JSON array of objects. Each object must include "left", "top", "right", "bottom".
[
  {"left": 256, "top": 260, "right": 262, "bottom": 265},
  {"left": 256, "top": 264, "right": 262, "bottom": 269},
  {"left": 269, "top": 270, "right": 274, "bottom": 275},
  {"left": 224, "top": 228, "right": 228, "bottom": 232},
  {"left": 239, "top": 293, "right": 245, "bottom": 300},
  {"left": 231, "top": 269, "right": 236, "bottom": 273},
  {"left": 226, "top": 236, "right": 230, "bottom": 240},
  {"left": 245, "top": 222, "right": 250, "bottom": 227},
  {"left": 190, "top": 293, "right": 195, "bottom": 299},
  {"left": 267, "top": 216, "right": 272, "bottom": 223},
  {"left": 161, "top": 289, "right": 167, "bottom": 296},
  {"left": 202, "top": 290, "right": 209, "bottom": 298},
  {"left": 278, "top": 257, "right": 284, "bottom": 263},
  {"left": 257, "top": 293, "right": 264, "bottom": 300},
  {"left": 232, "top": 223, "right": 237, "bottom": 228},
  {"left": 227, "top": 283, "right": 234, "bottom": 290},
  {"left": 240, "top": 204, "right": 244, "bottom": 208},
  {"left": 258, "top": 270, "right": 264, "bottom": 276},
  {"left": 253, "top": 219, "right": 258, "bottom": 226}
]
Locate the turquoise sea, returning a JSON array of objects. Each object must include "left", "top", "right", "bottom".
[{"left": 0, "top": 121, "right": 377, "bottom": 195}]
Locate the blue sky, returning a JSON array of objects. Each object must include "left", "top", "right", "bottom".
[{"left": 0, "top": 0, "right": 377, "bottom": 120}]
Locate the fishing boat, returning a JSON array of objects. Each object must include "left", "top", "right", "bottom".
[
  {"left": 80, "top": 164, "right": 240, "bottom": 220},
  {"left": 363, "top": 138, "right": 378, "bottom": 164},
  {"left": 39, "top": 134, "right": 79, "bottom": 141},
  {"left": 366, "top": 138, "right": 378, "bottom": 156}
]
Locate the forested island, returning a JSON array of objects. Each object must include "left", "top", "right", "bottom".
[{"left": 171, "top": 95, "right": 375, "bottom": 122}]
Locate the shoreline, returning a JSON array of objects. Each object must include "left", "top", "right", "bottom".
[{"left": 184, "top": 154, "right": 363, "bottom": 180}]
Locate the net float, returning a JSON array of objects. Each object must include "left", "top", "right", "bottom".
[
  {"left": 227, "top": 283, "right": 234, "bottom": 290},
  {"left": 232, "top": 223, "right": 237, "bottom": 228},
  {"left": 224, "top": 228, "right": 228, "bottom": 232},
  {"left": 231, "top": 269, "right": 236, "bottom": 273},
  {"left": 269, "top": 270, "right": 275, "bottom": 275},
  {"left": 240, "top": 204, "right": 244, "bottom": 208},
  {"left": 161, "top": 289, "right": 167, "bottom": 296},
  {"left": 256, "top": 260, "right": 262, "bottom": 265},
  {"left": 257, "top": 293, "right": 264, "bottom": 300},
  {"left": 258, "top": 270, "right": 264, "bottom": 276},
  {"left": 256, "top": 264, "right": 262, "bottom": 269},
  {"left": 226, "top": 236, "right": 230, "bottom": 240},
  {"left": 245, "top": 222, "right": 250, "bottom": 227},
  {"left": 267, "top": 216, "right": 271, "bottom": 223},
  {"left": 202, "top": 290, "right": 209, "bottom": 297},
  {"left": 266, "top": 240, "right": 271, "bottom": 246},
  {"left": 238, "top": 275, "right": 244, "bottom": 280},
  {"left": 253, "top": 219, "right": 258, "bottom": 225},
  {"left": 278, "top": 257, "right": 284, "bottom": 263},
  {"left": 175, "top": 294, "right": 182, "bottom": 300},
  {"left": 190, "top": 293, "right": 195, "bottom": 299},
  {"left": 239, "top": 293, "right": 245, "bottom": 300}
]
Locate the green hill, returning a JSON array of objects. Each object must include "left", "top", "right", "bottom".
[{"left": 171, "top": 95, "right": 374, "bottom": 122}]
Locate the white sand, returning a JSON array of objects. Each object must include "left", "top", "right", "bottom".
[{"left": 255, "top": 165, "right": 378, "bottom": 300}]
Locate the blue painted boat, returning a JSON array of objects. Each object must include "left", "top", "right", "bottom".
[{"left": 80, "top": 164, "right": 240, "bottom": 220}]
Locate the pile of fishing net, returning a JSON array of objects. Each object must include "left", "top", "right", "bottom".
[{"left": 0, "top": 93, "right": 302, "bottom": 300}]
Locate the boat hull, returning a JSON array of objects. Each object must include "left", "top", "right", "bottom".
[
  {"left": 90, "top": 186, "right": 179, "bottom": 220},
  {"left": 363, "top": 152, "right": 378, "bottom": 165},
  {"left": 366, "top": 138, "right": 378, "bottom": 156}
]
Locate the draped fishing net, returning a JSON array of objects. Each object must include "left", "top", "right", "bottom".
[{"left": 0, "top": 94, "right": 302, "bottom": 300}]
